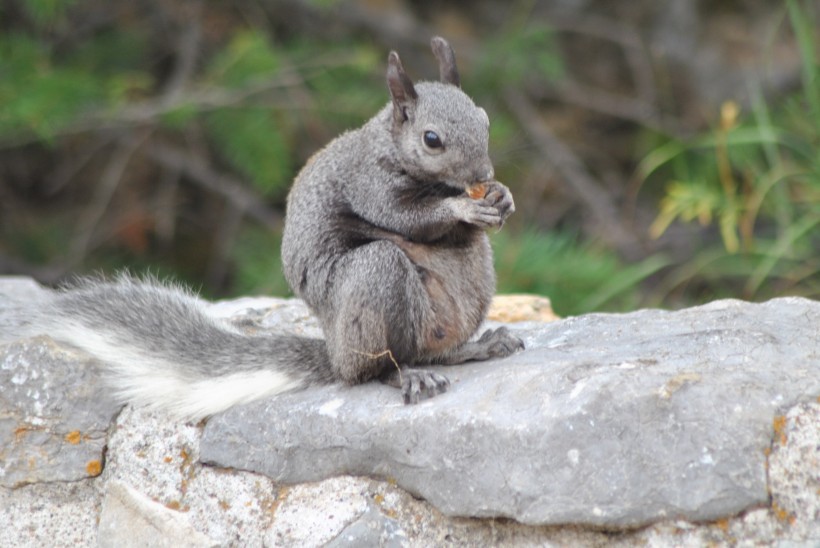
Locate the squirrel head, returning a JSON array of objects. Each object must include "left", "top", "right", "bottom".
[{"left": 386, "top": 37, "right": 494, "bottom": 190}]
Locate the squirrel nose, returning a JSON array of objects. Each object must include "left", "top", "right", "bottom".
[{"left": 476, "top": 165, "right": 494, "bottom": 182}]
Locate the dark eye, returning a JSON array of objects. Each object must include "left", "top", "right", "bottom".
[{"left": 423, "top": 130, "right": 443, "bottom": 149}]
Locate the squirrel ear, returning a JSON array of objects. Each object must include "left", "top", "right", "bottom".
[
  {"left": 386, "top": 51, "right": 418, "bottom": 124},
  {"left": 430, "top": 36, "right": 461, "bottom": 88}
]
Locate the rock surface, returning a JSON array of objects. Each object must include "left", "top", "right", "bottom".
[
  {"left": 486, "top": 294, "right": 560, "bottom": 323},
  {"left": 1, "top": 276, "right": 819, "bottom": 546},
  {"left": 201, "top": 297, "right": 820, "bottom": 528},
  {"left": 0, "top": 336, "right": 121, "bottom": 488},
  {"left": 98, "top": 481, "right": 219, "bottom": 548}
]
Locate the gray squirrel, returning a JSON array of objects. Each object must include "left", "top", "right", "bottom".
[{"left": 0, "top": 37, "right": 523, "bottom": 420}]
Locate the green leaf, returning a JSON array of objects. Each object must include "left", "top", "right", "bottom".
[
  {"left": 650, "top": 180, "right": 721, "bottom": 238},
  {"left": 578, "top": 254, "right": 670, "bottom": 312},
  {"left": 746, "top": 212, "right": 820, "bottom": 294}
]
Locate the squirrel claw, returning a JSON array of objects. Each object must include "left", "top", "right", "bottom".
[
  {"left": 476, "top": 326, "right": 525, "bottom": 358},
  {"left": 401, "top": 368, "right": 450, "bottom": 404}
]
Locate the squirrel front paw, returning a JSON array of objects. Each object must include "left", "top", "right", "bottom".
[
  {"left": 481, "top": 181, "right": 516, "bottom": 223},
  {"left": 450, "top": 198, "right": 505, "bottom": 228},
  {"left": 453, "top": 181, "right": 515, "bottom": 228}
]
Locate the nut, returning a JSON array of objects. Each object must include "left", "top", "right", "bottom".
[{"left": 466, "top": 183, "right": 487, "bottom": 199}]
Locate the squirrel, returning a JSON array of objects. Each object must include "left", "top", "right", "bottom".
[{"left": 0, "top": 37, "right": 523, "bottom": 420}]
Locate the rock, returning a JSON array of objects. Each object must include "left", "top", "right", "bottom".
[
  {"left": 768, "top": 401, "right": 820, "bottom": 537},
  {"left": 0, "top": 277, "right": 50, "bottom": 345},
  {"left": 201, "top": 297, "right": 820, "bottom": 528},
  {"left": 98, "top": 481, "right": 219, "bottom": 548},
  {"left": 0, "top": 337, "right": 121, "bottom": 488},
  {"left": 0, "top": 480, "right": 100, "bottom": 546},
  {"left": 325, "top": 505, "right": 407, "bottom": 548},
  {"left": 487, "top": 294, "right": 560, "bottom": 323},
  {"left": 2, "top": 276, "right": 820, "bottom": 545},
  {"left": 266, "top": 476, "right": 403, "bottom": 547},
  {"left": 100, "top": 405, "right": 278, "bottom": 547}
]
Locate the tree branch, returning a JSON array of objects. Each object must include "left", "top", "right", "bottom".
[
  {"left": 69, "top": 133, "right": 149, "bottom": 263},
  {"left": 143, "top": 143, "right": 283, "bottom": 231}
]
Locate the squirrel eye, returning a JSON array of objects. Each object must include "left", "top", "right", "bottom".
[{"left": 423, "top": 130, "right": 443, "bottom": 149}]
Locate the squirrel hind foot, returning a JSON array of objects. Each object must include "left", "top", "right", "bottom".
[
  {"left": 401, "top": 368, "right": 450, "bottom": 404},
  {"left": 382, "top": 366, "right": 450, "bottom": 404}
]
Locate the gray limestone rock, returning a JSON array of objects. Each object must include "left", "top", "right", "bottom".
[
  {"left": 99, "top": 405, "right": 279, "bottom": 546},
  {"left": 0, "top": 277, "right": 118, "bottom": 488},
  {"left": 265, "top": 476, "right": 377, "bottom": 546},
  {"left": 2, "top": 275, "right": 820, "bottom": 541},
  {"left": 98, "top": 481, "right": 219, "bottom": 548},
  {"left": 0, "top": 336, "right": 121, "bottom": 488},
  {"left": 768, "top": 401, "right": 820, "bottom": 538},
  {"left": 200, "top": 297, "right": 820, "bottom": 528},
  {"left": 0, "top": 480, "right": 101, "bottom": 546}
]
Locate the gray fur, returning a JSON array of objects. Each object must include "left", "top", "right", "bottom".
[
  {"left": 5, "top": 37, "right": 522, "bottom": 419},
  {"left": 49, "top": 275, "right": 333, "bottom": 382},
  {"left": 281, "top": 37, "right": 521, "bottom": 401}
]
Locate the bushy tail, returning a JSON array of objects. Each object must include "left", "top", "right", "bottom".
[{"left": 35, "top": 276, "right": 334, "bottom": 420}]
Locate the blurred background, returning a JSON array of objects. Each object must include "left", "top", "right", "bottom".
[{"left": 1, "top": 0, "right": 818, "bottom": 316}]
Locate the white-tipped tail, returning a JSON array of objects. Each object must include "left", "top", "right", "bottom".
[
  {"left": 45, "top": 319, "right": 306, "bottom": 421},
  {"left": 115, "top": 367, "right": 304, "bottom": 421}
]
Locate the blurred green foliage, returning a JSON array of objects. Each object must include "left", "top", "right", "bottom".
[
  {"left": 0, "top": 34, "right": 105, "bottom": 140},
  {"left": 492, "top": 230, "right": 669, "bottom": 314},
  {"left": 473, "top": 24, "right": 564, "bottom": 91},
  {"left": 640, "top": 0, "right": 820, "bottom": 303},
  {"left": 1, "top": 0, "right": 817, "bottom": 317}
]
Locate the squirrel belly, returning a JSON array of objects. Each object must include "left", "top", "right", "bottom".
[{"left": 366, "top": 226, "right": 495, "bottom": 358}]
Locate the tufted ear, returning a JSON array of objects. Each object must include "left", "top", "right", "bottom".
[
  {"left": 430, "top": 36, "right": 460, "bottom": 88},
  {"left": 386, "top": 51, "right": 418, "bottom": 124}
]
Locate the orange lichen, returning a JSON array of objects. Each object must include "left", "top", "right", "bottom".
[
  {"left": 771, "top": 501, "right": 796, "bottom": 524},
  {"left": 267, "top": 486, "right": 290, "bottom": 516},
  {"left": 772, "top": 415, "right": 788, "bottom": 445},
  {"left": 15, "top": 425, "right": 44, "bottom": 440},
  {"left": 179, "top": 445, "right": 197, "bottom": 494},
  {"left": 86, "top": 460, "right": 102, "bottom": 476},
  {"left": 715, "top": 518, "right": 730, "bottom": 532},
  {"left": 163, "top": 456, "right": 173, "bottom": 464},
  {"left": 166, "top": 500, "right": 182, "bottom": 511},
  {"left": 373, "top": 493, "right": 398, "bottom": 519},
  {"left": 65, "top": 431, "right": 82, "bottom": 445}
]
